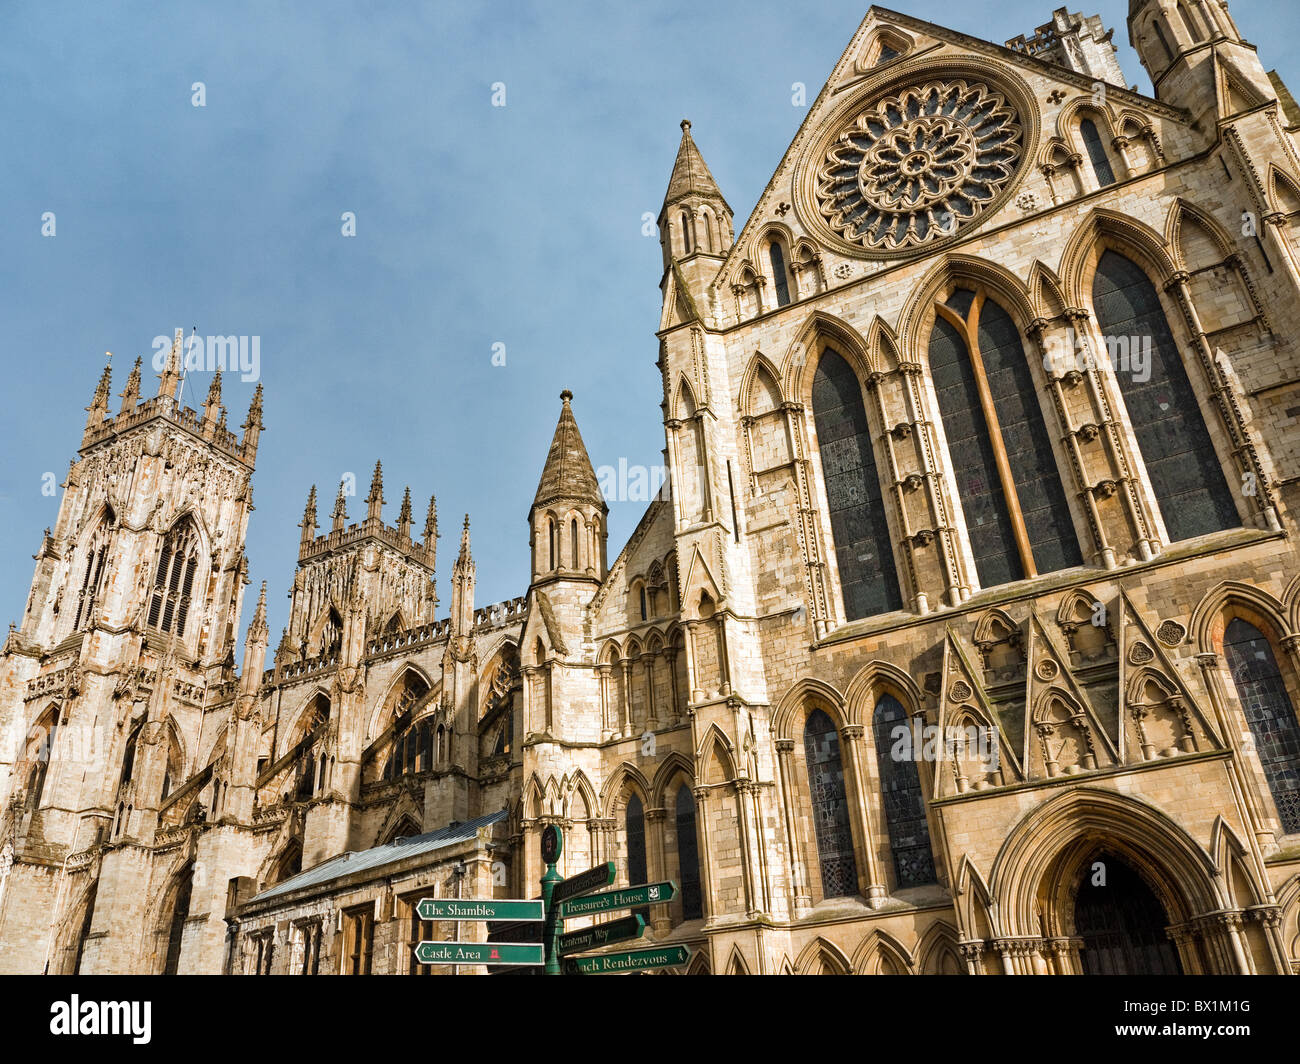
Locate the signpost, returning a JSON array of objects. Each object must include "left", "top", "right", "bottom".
[
  {"left": 414, "top": 895, "right": 544, "bottom": 971},
  {"left": 417, "top": 898, "right": 543, "bottom": 922},
  {"left": 412, "top": 825, "right": 693, "bottom": 974},
  {"left": 557, "top": 914, "right": 645, "bottom": 956},
  {"left": 551, "top": 861, "right": 616, "bottom": 905},
  {"left": 559, "top": 881, "right": 676, "bottom": 918},
  {"left": 562, "top": 945, "right": 691, "bottom": 975},
  {"left": 415, "top": 941, "right": 543, "bottom": 967}
]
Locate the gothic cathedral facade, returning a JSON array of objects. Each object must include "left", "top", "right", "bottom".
[{"left": 3, "top": 3, "right": 1300, "bottom": 975}]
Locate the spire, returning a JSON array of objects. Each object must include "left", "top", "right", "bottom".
[
  {"left": 397, "top": 486, "right": 413, "bottom": 539},
  {"left": 332, "top": 480, "right": 349, "bottom": 531},
  {"left": 300, "top": 485, "right": 318, "bottom": 544},
  {"left": 661, "top": 119, "right": 729, "bottom": 214},
  {"left": 533, "top": 390, "right": 605, "bottom": 513},
  {"left": 158, "top": 328, "right": 183, "bottom": 399},
  {"left": 203, "top": 366, "right": 223, "bottom": 424},
  {"left": 657, "top": 121, "right": 733, "bottom": 274},
  {"left": 366, "top": 460, "right": 385, "bottom": 521},
  {"left": 119, "top": 356, "right": 142, "bottom": 414}
]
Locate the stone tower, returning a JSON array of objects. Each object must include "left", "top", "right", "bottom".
[
  {"left": 0, "top": 330, "right": 261, "bottom": 972},
  {"left": 278, "top": 461, "right": 439, "bottom": 865}
]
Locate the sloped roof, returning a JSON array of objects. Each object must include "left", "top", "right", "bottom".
[
  {"left": 250, "top": 809, "right": 507, "bottom": 904},
  {"left": 661, "top": 119, "right": 731, "bottom": 215},
  {"left": 532, "top": 390, "right": 605, "bottom": 512}
]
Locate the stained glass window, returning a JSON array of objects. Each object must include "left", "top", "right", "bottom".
[
  {"left": 803, "top": 709, "right": 858, "bottom": 898},
  {"left": 1223, "top": 619, "right": 1300, "bottom": 834},
  {"left": 769, "top": 242, "right": 791, "bottom": 306},
  {"left": 626, "top": 794, "right": 649, "bottom": 919},
  {"left": 872, "top": 695, "right": 936, "bottom": 889},
  {"left": 675, "top": 785, "right": 704, "bottom": 919},
  {"left": 812, "top": 349, "right": 903, "bottom": 620},
  {"left": 976, "top": 297, "right": 1083, "bottom": 575},
  {"left": 1080, "top": 119, "right": 1116, "bottom": 187},
  {"left": 1091, "top": 251, "right": 1239, "bottom": 541},
  {"left": 148, "top": 522, "right": 198, "bottom": 636},
  {"left": 929, "top": 304, "right": 1022, "bottom": 586}
]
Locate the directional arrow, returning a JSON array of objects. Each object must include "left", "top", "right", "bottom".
[
  {"left": 551, "top": 861, "right": 616, "bottom": 905},
  {"left": 557, "top": 914, "right": 645, "bottom": 956},
  {"left": 415, "top": 940, "right": 543, "bottom": 966},
  {"left": 559, "top": 881, "right": 676, "bottom": 918},
  {"left": 563, "top": 944, "right": 691, "bottom": 974},
  {"left": 416, "top": 898, "right": 543, "bottom": 922}
]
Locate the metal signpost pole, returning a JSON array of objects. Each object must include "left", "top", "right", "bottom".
[{"left": 540, "top": 824, "right": 563, "bottom": 975}]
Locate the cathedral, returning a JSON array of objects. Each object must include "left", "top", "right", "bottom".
[{"left": 4, "top": 1, "right": 1300, "bottom": 975}]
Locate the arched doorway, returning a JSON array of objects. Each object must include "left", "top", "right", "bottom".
[
  {"left": 162, "top": 862, "right": 195, "bottom": 975},
  {"left": 1073, "top": 852, "right": 1182, "bottom": 974}
]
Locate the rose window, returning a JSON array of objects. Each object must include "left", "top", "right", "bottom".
[{"left": 816, "top": 80, "right": 1023, "bottom": 251}]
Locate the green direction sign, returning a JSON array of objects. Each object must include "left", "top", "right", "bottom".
[
  {"left": 563, "top": 944, "right": 691, "bottom": 975},
  {"left": 557, "top": 914, "right": 645, "bottom": 956},
  {"left": 560, "top": 880, "right": 676, "bottom": 918},
  {"left": 416, "top": 898, "right": 543, "bottom": 922},
  {"left": 551, "top": 861, "right": 616, "bottom": 905},
  {"left": 415, "top": 940, "right": 543, "bottom": 966}
]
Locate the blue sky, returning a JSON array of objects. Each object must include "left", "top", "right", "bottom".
[{"left": 1, "top": 0, "right": 1296, "bottom": 652}]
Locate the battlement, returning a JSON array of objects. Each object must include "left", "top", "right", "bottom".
[
  {"left": 80, "top": 394, "right": 256, "bottom": 466},
  {"left": 298, "top": 516, "right": 437, "bottom": 568}
]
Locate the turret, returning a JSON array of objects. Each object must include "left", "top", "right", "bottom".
[
  {"left": 1129, "top": 0, "right": 1277, "bottom": 128},
  {"left": 529, "top": 390, "right": 608, "bottom": 585}
]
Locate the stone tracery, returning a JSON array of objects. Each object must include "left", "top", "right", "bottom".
[{"left": 816, "top": 80, "right": 1024, "bottom": 251}]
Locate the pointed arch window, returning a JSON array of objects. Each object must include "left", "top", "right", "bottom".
[
  {"left": 675, "top": 784, "right": 704, "bottom": 919},
  {"left": 162, "top": 862, "right": 194, "bottom": 975},
  {"left": 24, "top": 707, "right": 58, "bottom": 811},
  {"left": 1152, "top": 17, "right": 1175, "bottom": 62},
  {"left": 148, "top": 521, "right": 199, "bottom": 636},
  {"left": 626, "top": 793, "right": 649, "bottom": 919},
  {"left": 768, "top": 241, "right": 792, "bottom": 306},
  {"left": 929, "top": 288, "right": 1082, "bottom": 588},
  {"left": 1091, "top": 251, "right": 1239, "bottom": 541},
  {"left": 680, "top": 210, "right": 693, "bottom": 255},
  {"left": 318, "top": 608, "right": 342, "bottom": 658},
  {"left": 547, "top": 518, "right": 556, "bottom": 570},
  {"left": 872, "top": 695, "right": 936, "bottom": 888},
  {"left": 1080, "top": 119, "right": 1117, "bottom": 187},
  {"left": 812, "top": 348, "right": 902, "bottom": 620},
  {"left": 570, "top": 517, "right": 580, "bottom": 569},
  {"left": 75, "top": 518, "right": 113, "bottom": 631},
  {"left": 803, "top": 708, "right": 857, "bottom": 898},
  {"left": 1223, "top": 619, "right": 1300, "bottom": 834}
]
